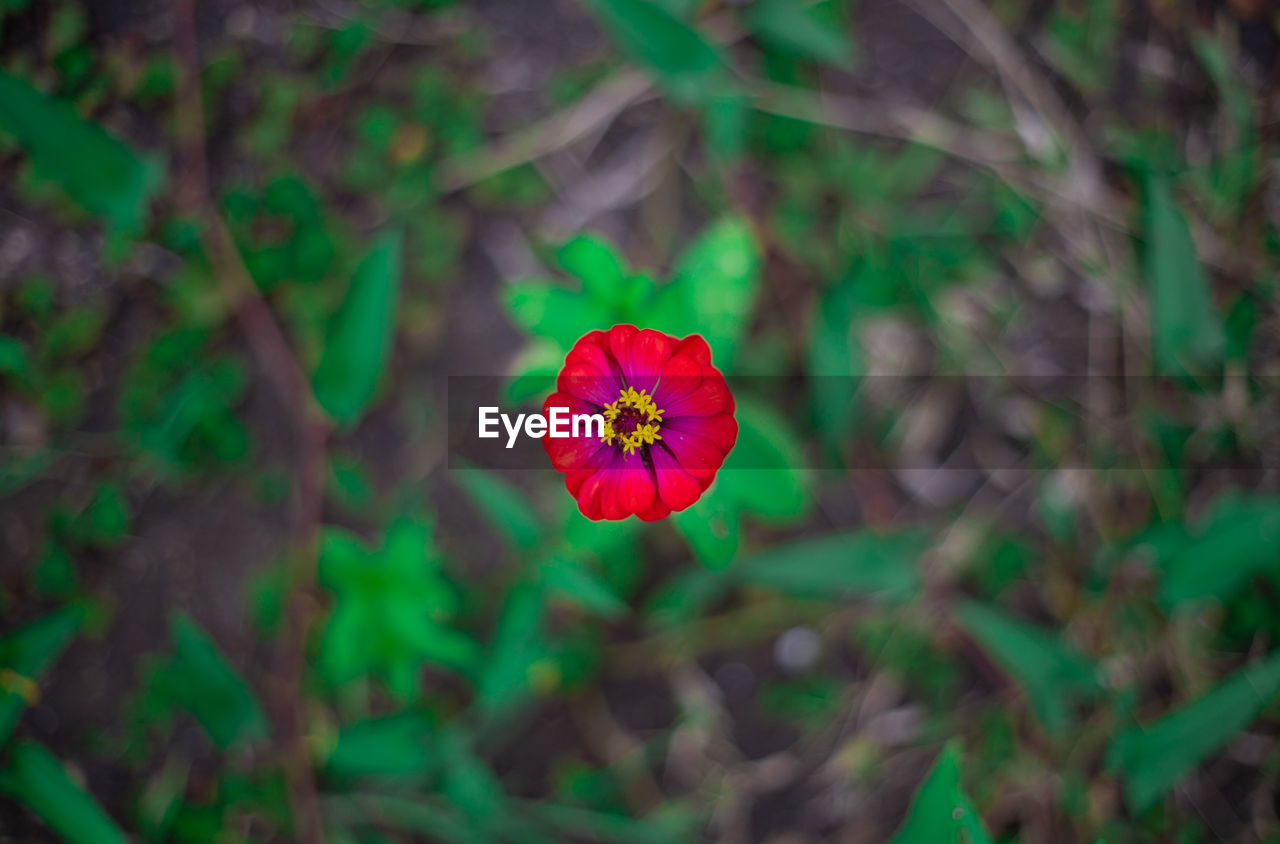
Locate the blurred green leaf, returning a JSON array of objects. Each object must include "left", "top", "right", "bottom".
[
  {"left": 737, "top": 528, "right": 924, "bottom": 601},
  {"left": 0, "top": 606, "right": 83, "bottom": 747},
  {"left": 327, "top": 454, "right": 376, "bottom": 514},
  {"left": 720, "top": 397, "right": 810, "bottom": 520},
  {"left": 0, "top": 335, "right": 32, "bottom": 381},
  {"left": 152, "top": 613, "right": 270, "bottom": 750},
  {"left": 888, "top": 742, "right": 993, "bottom": 844},
  {"left": 702, "top": 93, "right": 747, "bottom": 164},
  {"left": 0, "top": 741, "right": 127, "bottom": 844},
  {"left": 672, "top": 397, "right": 810, "bottom": 568},
  {"left": 521, "top": 800, "right": 700, "bottom": 844},
  {"left": 1158, "top": 493, "right": 1280, "bottom": 609},
  {"left": 40, "top": 305, "right": 107, "bottom": 363},
  {"left": 953, "top": 600, "right": 1100, "bottom": 733},
  {"left": 582, "top": 0, "right": 731, "bottom": 105},
  {"left": 647, "top": 217, "right": 761, "bottom": 368},
  {"left": 72, "top": 482, "right": 132, "bottom": 549},
  {"left": 745, "top": 0, "right": 852, "bottom": 66},
  {"left": 807, "top": 279, "right": 862, "bottom": 450},
  {"left": 672, "top": 486, "right": 741, "bottom": 569},
  {"left": 1144, "top": 173, "right": 1223, "bottom": 374},
  {"left": 558, "top": 234, "right": 628, "bottom": 306},
  {"left": 325, "top": 713, "right": 439, "bottom": 780},
  {"left": 1041, "top": 0, "right": 1118, "bottom": 93},
  {"left": 454, "top": 468, "right": 544, "bottom": 552},
  {"left": 136, "top": 758, "right": 187, "bottom": 843},
  {"left": 314, "top": 227, "right": 404, "bottom": 429},
  {"left": 319, "top": 522, "right": 480, "bottom": 699},
  {"left": 478, "top": 580, "right": 548, "bottom": 720},
  {"left": 504, "top": 282, "right": 612, "bottom": 351},
  {"left": 0, "top": 69, "right": 163, "bottom": 238},
  {"left": 644, "top": 565, "right": 735, "bottom": 627},
  {"left": 441, "top": 733, "right": 507, "bottom": 822},
  {"left": 543, "top": 555, "right": 628, "bottom": 619},
  {"left": 1107, "top": 650, "right": 1280, "bottom": 813}
]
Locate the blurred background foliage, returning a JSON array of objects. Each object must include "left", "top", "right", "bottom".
[{"left": 1, "top": 0, "right": 1280, "bottom": 841}]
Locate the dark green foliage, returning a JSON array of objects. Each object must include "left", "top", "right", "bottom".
[{"left": 0, "top": 69, "right": 162, "bottom": 241}]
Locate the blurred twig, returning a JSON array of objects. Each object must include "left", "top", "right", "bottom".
[
  {"left": 435, "top": 70, "right": 655, "bottom": 192},
  {"left": 752, "top": 80, "right": 1023, "bottom": 170},
  {"left": 307, "top": 0, "right": 467, "bottom": 47},
  {"left": 174, "top": 4, "right": 328, "bottom": 842}
]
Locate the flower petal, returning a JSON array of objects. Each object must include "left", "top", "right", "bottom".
[
  {"left": 675, "top": 334, "right": 712, "bottom": 365},
  {"left": 565, "top": 337, "right": 618, "bottom": 380},
  {"left": 607, "top": 324, "right": 639, "bottom": 369},
  {"left": 663, "top": 376, "right": 732, "bottom": 417},
  {"left": 654, "top": 353, "right": 702, "bottom": 406},
  {"left": 659, "top": 428, "right": 726, "bottom": 478},
  {"left": 601, "top": 451, "right": 655, "bottom": 518},
  {"left": 542, "top": 391, "right": 605, "bottom": 470},
  {"left": 623, "top": 328, "right": 676, "bottom": 393},
  {"left": 663, "top": 412, "right": 738, "bottom": 453},
  {"left": 558, "top": 362, "right": 618, "bottom": 406},
  {"left": 650, "top": 446, "right": 703, "bottom": 512},
  {"left": 637, "top": 499, "right": 671, "bottom": 521},
  {"left": 575, "top": 465, "right": 613, "bottom": 520}
]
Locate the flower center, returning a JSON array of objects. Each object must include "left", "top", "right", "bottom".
[{"left": 601, "top": 386, "right": 664, "bottom": 455}]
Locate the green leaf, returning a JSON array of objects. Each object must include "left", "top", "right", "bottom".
[
  {"left": 313, "top": 227, "right": 404, "bottom": 428},
  {"left": 478, "top": 581, "right": 548, "bottom": 720},
  {"left": 648, "top": 217, "right": 761, "bottom": 368},
  {"left": 1144, "top": 173, "right": 1223, "bottom": 374},
  {"left": 152, "top": 613, "right": 270, "bottom": 750},
  {"left": 746, "top": 0, "right": 853, "bottom": 66},
  {"left": 318, "top": 522, "right": 480, "bottom": 699},
  {"left": 1107, "top": 650, "right": 1280, "bottom": 813},
  {"left": 582, "top": 0, "right": 731, "bottom": 105},
  {"left": 521, "top": 799, "right": 700, "bottom": 844},
  {"left": 136, "top": 759, "right": 187, "bottom": 843},
  {"left": 543, "top": 556, "right": 628, "bottom": 619},
  {"left": 952, "top": 600, "right": 1100, "bottom": 733},
  {"left": 0, "top": 335, "right": 33, "bottom": 380},
  {"left": 0, "top": 69, "right": 162, "bottom": 238},
  {"left": 720, "top": 397, "right": 810, "bottom": 521},
  {"left": 558, "top": 234, "right": 628, "bottom": 306},
  {"left": 1158, "top": 493, "right": 1280, "bottom": 609},
  {"left": 503, "top": 282, "right": 612, "bottom": 351},
  {"left": 737, "top": 529, "right": 924, "bottom": 602},
  {"left": 325, "top": 713, "right": 439, "bottom": 780},
  {"left": 672, "top": 397, "right": 810, "bottom": 568},
  {"left": 454, "top": 468, "right": 544, "bottom": 552},
  {"left": 672, "top": 480, "right": 741, "bottom": 569},
  {"left": 0, "top": 606, "right": 83, "bottom": 747},
  {"left": 0, "top": 741, "right": 127, "bottom": 844},
  {"left": 888, "top": 742, "right": 993, "bottom": 844},
  {"left": 807, "top": 278, "right": 863, "bottom": 449},
  {"left": 702, "top": 93, "right": 747, "bottom": 164},
  {"left": 73, "top": 482, "right": 132, "bottom": 548},
  {"left": 441, "top": 734, "right": 507, "bottom": 822}
]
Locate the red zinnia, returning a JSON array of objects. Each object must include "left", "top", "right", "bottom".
[{"left": 542, "top": 324, "right": 737, "bottom": 521}]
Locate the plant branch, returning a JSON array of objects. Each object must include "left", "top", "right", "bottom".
[{"left": 173, "top": 3, "right": 328, "bottom": 842}]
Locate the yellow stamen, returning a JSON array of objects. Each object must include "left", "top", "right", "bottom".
[{"left": 600, "top": 386, "right": 665, "bottom": 455}]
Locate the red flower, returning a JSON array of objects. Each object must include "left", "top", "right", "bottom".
[{"left": 542, "top": 325, "right": 737, "bottom": 521}]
